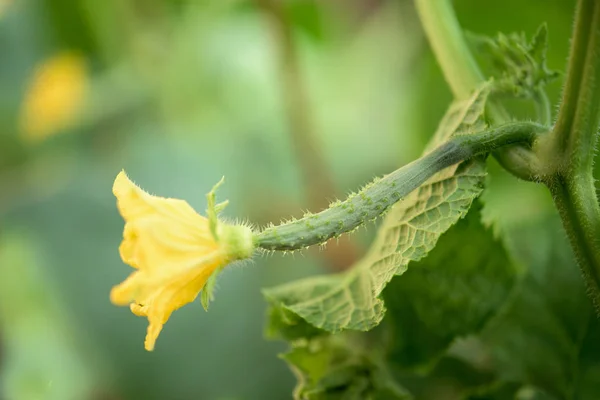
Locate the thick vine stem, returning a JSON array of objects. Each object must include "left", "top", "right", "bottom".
[
  {"left": 547, "top": 0, "right": 597, "bottom": 168},
  {"left": 550, "top": 175, "right": 600, "bottom": 309},
  {"left": 255, "top": 122, "right": 546, "bottom": 251},
  {"left": 414, "top": 0, "right": 542, "bottom": 181},
  {"left": 543, "top": 0, "right": 600, "bottom": 309}
]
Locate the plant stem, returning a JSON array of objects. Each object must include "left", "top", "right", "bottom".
[
  {"left": 550, "top": 0, "right": 597, "bottom": 162},
  {"left": 550, "top": 175, "right": 600, "bottom": 308},
  {"left": 256, "top": 122, "right": 545, "bottom": 250},
  {"left": 545, "top": 0, "right": 600, "bottom": 308},
  {"left": 414, "top": 0, "right": 539, "bottom": 181}
]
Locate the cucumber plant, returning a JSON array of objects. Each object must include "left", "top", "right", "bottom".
[
  {"left": 256, "top": 0, "right": 600, "bottom": 398},
  {"left": 108, "top": 0, "right": 600, "bottom": 398}
]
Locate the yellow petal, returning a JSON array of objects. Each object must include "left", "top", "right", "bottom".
[
  {"left": 155, "top": 254, "right": 224, "bottom": 310},
  {"left": 118, "top": 220, "right": 217, "bottom": 276},
  {"left": 110, "top": 171, "right": 255, "bottom": 351},
  {"left": 130, "top": 303, "right": 147, "bottom": 317},
  {"left": 113, "top": 171, "right": 210, "bottom": 229},
  {"left": 139, "top": 256, "right": 223, "bottom": 350},
  {"left": 113, "top": 171, "right": 218, "bottom": 275},
  {"left": 119, "top": 223, "right": 139, "bottom": 268},
  {"left": 109, "top": 271, "right": 144, "bottom": 306},
  {"left": 145, "top": 316, "right": 166, "bottom": 352}
]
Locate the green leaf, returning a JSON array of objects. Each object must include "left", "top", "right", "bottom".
[
  {"left": 469, "top": 24, "right": 560, "bottom": 98},
  {"left": 479, "top": 216, "right": 599, "bottom": 399},
  {"left": 263, "top": 84, "right": 490, "bottom": 333},
  {"left": 281, "top": 335, "right": 411, "bottom": 400},
  {"left": 382, "top": 204, "right": 518, "bottom": 369}
]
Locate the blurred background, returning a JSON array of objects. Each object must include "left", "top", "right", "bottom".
[{"left": 0, "top": 0, "right": 576, "bottom": 399}]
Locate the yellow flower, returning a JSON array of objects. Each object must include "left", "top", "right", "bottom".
[
  {"left": 0, "top": 1, "right": 12, "bottom": 18},
  {"left": 19, "top": 52, "right": 88, "bottom": 143},
  {"left": 110, "top": 171, "right": 254, "bottom": 351}
]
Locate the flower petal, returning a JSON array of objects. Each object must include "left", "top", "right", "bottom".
[
  {"left": 110, "top": 271, "right": 143, "bottom": 306},
  {"left": 130, "top": 303, "right": 148, "bottom": 317},
  {"left": 160, "top": 256, "right": 224, "bottom": 310},
  {"left": 120, "top": 218, "right": 218, "bottom": 274},
  {"left": 135, "top": 254, "right": 225, "bottom": 350},
  {"left": 145, "top": 315, "right": 166, "bottom": 351},
  {"left": 113, "top": 171, "right": 210, "bottom": 230},
  {"left": 110, "top": 172, "right": 252, "bottom": 351},
  {"left": 119, "top": 223, "right": 139, "bottom": 268}
]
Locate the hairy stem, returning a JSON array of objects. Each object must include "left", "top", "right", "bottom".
[
  {"left": 550, "top": 0, "right": 597, "bottom": 162},
  {"left": 550, "top": 174, "right": 600, "bottom": 308},
  {"left": 545, "top": 0, "right": 600, "bottom": 308},
  {"left": 256, "top": 122, "right": 545, "bottom": 251}
]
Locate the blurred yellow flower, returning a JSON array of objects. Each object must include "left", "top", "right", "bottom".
[
  {"left": 0, "top": 1, "right": 12, "bottom": 18},
  {"left": 110, "top": 171, "right": 254, "bottom": 351},
  {"left": 19, "top": 52, "right": 88, "bottom": 142}
]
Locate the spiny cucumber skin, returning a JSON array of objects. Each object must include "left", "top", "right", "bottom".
[
  {"left": 254, "top": 122, "right": 547, "bottom": 251},
  {"left": 255, "top": 141, "right": 466, "bottom": 251}
]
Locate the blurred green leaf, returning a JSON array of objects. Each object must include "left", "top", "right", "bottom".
[{"left": 263, "top": 84, "right": 490, "bottom": 333}]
